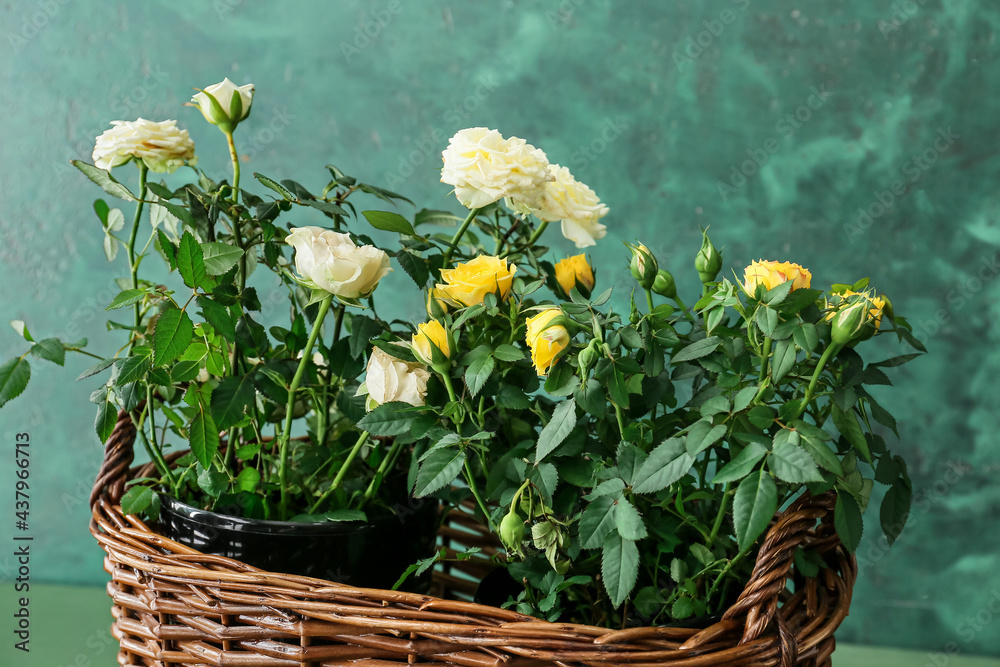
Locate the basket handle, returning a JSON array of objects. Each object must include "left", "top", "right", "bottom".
[
  {"left": 90, "top": 410, "right": 137, "bottom": 509},
  {"left": 722, "top": 491, "right": 838, "bottom": 647}
]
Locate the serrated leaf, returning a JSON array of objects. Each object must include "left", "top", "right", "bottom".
[
  {"left": 671, "top": 337, "right": 722, "bottom": 364},
  {"left": 71, "top": 161, "right": 137, "bottom": 202},
  {"left": 771, "top": 338, "right": 796, "bottom": 382},
  {"left": 602, "top": 532, "right": 639, "bottom": 608},
  {"left": 95, "top": 399, "right": 117, "bottom": 443},
  {"left": 769, "top": 430, "right": 823, "bottom": 483},
  {"left": 535, "top": 398, "right": 577, "bottom": 462},
  {"left": 154, "top": 308, "right": 194, "bottom": 367},
  {"left": 734, "top": 470, "right": 777, "bottom": 552},
  {"left": 493, "top": 344, "right": 524, "bottom": 361},
  {"left": 414, "top": 447, "right": 466, "bottom": 497},
  {"left": 120, "top": 486, "right": 155, "bottom": 514},
  {"left": 236, "top": 468, "right": 260, "bottom": 492},
  {"left": 105, "top": 289, "right": 147, "bottom": 311},
  {"left": 115, "top": 354, "right": 151, "bottom": 386},
  {"left": 363, "top": 210, "right": 415, "bottom": 235},
  {"left": 177, "top": 232, "right": 207, "bottom": 289},
  {"left": 579, "top": 496, "right": 617, "bottom": 549},
  {"left": 833, "top": 405, "right": 870, "bottom": 463},
  {"left": 835, "top": 490, "right": 864, "bottom": 552},
  {"left": 253, "top": 172, "right": 294, "bottom": 199},
  {"left": 880, "top": 479, "right": 911, "bottom": 546},
  {"left": 793, "top": 322, "right": 819, "bottom": 353},
  {"left": 197, "top": 467, "right": 228, "bottom": 498},
  {"left": 211, "top": 371, "right": 257, "bottom": 430},
  {"left": 713, "top": 442, "right": 767, "bottom": 484},
  {"left": 733, "top": 386, "right": 758, "bottom": 412},
  {"left": 632, "top": 438, "right": 694, "bottom": 493},
  {"left": 614, "top": 498, "right": 648, "bottom": 541},
  {"left": 356, "top": 401, "right": 421, "bottom": 436},
  {"left": 396, "top": 251, "right": 429, "bottom": 287},
  {"left": 348, "top": 315, "right": 382, "bottom": 359},
  {"left": 77, "top": 357, "right": 116, "bottom": 381},
  {"left": 189, "top": 409, "right": 220, "bottom": 469},
  {"left": 201, "top": 242, "right": 243, "bottom": 276},
  {"left": 685, "top": 419, "right": 727, "bottom": 456},
  {"left": 197, "top": 296, "right": 236, "bottom": 342},
  {"left": 30, "top": 338, "right": 65, "bottom": 366},
  {"left": 464, "top": 345, "right": 495, "bottom": 397},
  {"left": 414, "top": 208, "right": 462, "bottom": 227}
]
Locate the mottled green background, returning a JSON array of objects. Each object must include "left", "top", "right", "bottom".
[{"left": 1, "top": 0, "right": 999, "bottom": 662}]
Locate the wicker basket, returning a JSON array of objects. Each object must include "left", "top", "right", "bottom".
[{"left": 90, "top": 410, "right": 856, "bottom": 667}]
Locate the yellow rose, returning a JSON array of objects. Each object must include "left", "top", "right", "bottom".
[
  {"left": 743, "top": 260, "right": 812, "bottom": 294},
  {"left": 436, "top": 255, "right": 517, "bottom": 307},
  {"left": 525, "top": 308, "right": 571, "bottom": 375},
  {"left": 553, "top": 254, "right": 595, "bottom": 297},
  {"left": 411, "top": 320, "right": 451, "bottom": 366},
  {"left": 826, "top": 289, "right": 886, "bottom": 331},
  {"left": 426, "top": 288, "right": 450, "bottom": 317}
]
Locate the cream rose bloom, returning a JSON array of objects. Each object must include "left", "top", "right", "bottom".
[
  {"left": 440, "top": 128, "right": 554, "bottom": 210},
  {"left": 528, "top": 164, "right": 609, "bottom": 248},
  {"left": 285, "top": 227, "right": 391, "bottom": 299},
  {"left": 362, "top": 347, "right": 430, "bottom": 410},
  {"left": 191, "top": 77, "right": 255, "bottom": 128},
  {"left": 92, "top": 119, "right": 196, "bottom": 173}
]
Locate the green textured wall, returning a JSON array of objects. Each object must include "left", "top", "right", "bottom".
[{"left": 1, "top": 0, "right": 998, "bottom": 658}]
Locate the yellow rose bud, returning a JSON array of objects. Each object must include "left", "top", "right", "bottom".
[
  {"left": 525, "top": 308, "right": 571, "bottom": 376},
  {"left": 411, "top": 320, "right": 452, "bottom": 367},
  {"left": 426, "top": 288, "right": 450, "bottom": 318},
  {"left": 553, "top": 254, "right": 595, "bottom": 297},
  {"left": 743, "top": 259, "right": 812, "bottom": 295},
  {"left": 436, "top": 255, "right": 517, "bottom": 307},
  {"left": 629, "top": 242, "right": 659, "bottom": 289},
  {"left": 825, "top": 289, "right": 886, "bottom": 343}
]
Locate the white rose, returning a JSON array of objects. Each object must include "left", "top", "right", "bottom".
[
  {"left": 92, "top": 119, "right": 196, "bottom": 174},
  {"left": 190, "top": 77, "right": 255, "bottom": 129},
  {"left": 285, "top": 226, "right": 391, "bottom": 299},
  {"left": 531, "top": 164, "right": 609, "bottom": 248},
  {"left": 361, "top": 347, "right": 430, "bottom": 410},
  {"left": 440, "top": 127, "right": 554, "bottom": 210}
]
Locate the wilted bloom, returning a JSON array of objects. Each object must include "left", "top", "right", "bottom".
[
  {"left": 440, "top": 127, "right": 553, "bottom": 210},
  {"left": 411, "top": 320, "right": 452, "bottom": 368},
  {"left": 743, "top": 260, "right": 812, "bottom": 295},
  {"left": 92, "top": 119, "right": 196, "bottom": 173},
  {"left": 360, "top": 346, "right": 430, "bottom": 410},
  {"left": 525, "top": 308, "right": 571, "bottom": 375},
  {"left": 190, "top": 77, "right": 255, "bottom": 131},
  {"left": 436, "top": 255, "right": 517, "bottom": 307},
  {"left": 285, "top": 227, "right": 391, "bottom": 299},
  {"left": 554, "top": 254, "right": 595, "bottom": 297}
]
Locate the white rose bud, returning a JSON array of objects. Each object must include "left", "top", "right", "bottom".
[
  {"left": 285, "top": 226, "right": 392, "bottom": 300},
  {"left": 92, "top": 119, "right": 196, "bottom": 173},
  {"left": 190, "top": 77, "right": 255, "bottom": 131},
  {"left": 527, "top": 164, "right": 609, "bottom": 248},
  {"left": 440, "top": 127, "right": 554, "bottom": 210},
  {"left": 361, "top": 347, "right": 430, "bottom": 410}
]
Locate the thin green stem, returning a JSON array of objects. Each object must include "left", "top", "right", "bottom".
[
  {"left": 524, "top": 219, "right": 550, "bottom": 248},
  {"left": 441, "top": 206, "right": 481, "bottom": 267},
  {"left": 308, "top": 430, "right": 370, "bottom": 514},
  {"left": 359, "top": 437, "right": 404, "bottom": 508},
  {"left": 795, "top": 342, "right": 841, "bottom": 420},
  {"left": 464, "top": 457, "right": 496, "bottom": 533},
  {"left": 278, "top": 295, "right": 333, "bottom": 519},
  {"left": 132, "top": 404, "right": 176, "bottom": 493},
  {"left": 707, "top": 550, "right": 748, "bottom": 605},
  {"left": 126, "top": 163, "right": 148, "bottom": 350},
  {"left": 225, "top": 131, "right": 241, "bottom": 202},
  {"left": 614, "top": 402, "right": 627, "bottom": 438},
  {"left": 758, "top": 337, "right": 773, "bottom": 384},
  {"left": 708, "top": 484, "right": 732, "bottom": 544},
  {"left": 672, "top": 294, "right": 696, "bottom": 324}
]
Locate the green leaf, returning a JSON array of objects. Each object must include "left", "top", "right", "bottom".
[
  {"left": 153, "top": 308, "right": 194, "bottom": 367},
  {"left": 200, "top": 242, "right": 243, "bottom": 276},
  {"left": 105, "top": 289, "right": 147, "bottom": 311},
  {"left": 189, "top": 409, "right": 220, "bottom": 469},
  {"left": 357, "top": 401, "right": 421, "bottom": 437},
  {"left": 77, "top": 357, "right": 116, "bottom": 381},
  {"left": 793, "top": 322, "right": 819, "bottom": 353},
  {"left": 712, "top": 442, "right": 767, "bottom": 484},
  {"left": 685, "top": 419, "right": 727, "bottom": 456},
  {"left": 734, "top": 470, "right": 778, "bottom": 552},
  {"left": 833, "top": 405, "right": 871, "bottom": 463},
  {"left": 632, "top": 438, "right": 694, "bottom": 494},
  {"left": 236, "top": 468, "right": 260, "bottom": 493},
  {"left": 493, "top": 344, "right": 525, "bottom": 362},
  {"left": 211, "top": 371, "right": 257, "bottom": 430},
  {"left": 177, "top": 232, "right": 207, "bottom": 289},
  {"left": 115, "top": 353, "right": 151, "bottom": 386},
  {"left": 732, "top": 386, "right": 758, "bottom": 413},
  {"left": 197, "top": 468, "right": 228, "bottom": 498},
  {"left": 363, "top": 210, "right": 415, "bottom": 235},
  {"left": 414, "top": 208, "right": 462, "bottom": 227},
  {"left": 575, "top": 378, "right": 607, "bottom": 418},
  {"left": 71, "top": 161, "right": 137, "bottom": 202},
  {"left": 235, "top": 315, "right": 269, "bottom": 356},
  {"left": 755, "top": 307, "right": 779, "bottom": 337},
  {"left": 120, "top": 486, "right": 155, "bottom": 515},
  {"left": 197, "top": 296, "right": 236, "bottom": 342},
  {"left": 794, "top": 420, "right": 844, "bottom": 475},
  {"left": 464, "top": 344, "right": 495, "bottom": 397},
  {"left": 835, "top": 490, "right": 864, "bottom": 552},
  {"left": 396, "top": 251, "right": 429, "bottom": 287},
  {"left": 95, "top": 398, "right": 117, "bottom": 443},
  {"left": 356, "top": 182, "right": 414, "bottom": 206},
  {"left": 0, "top": 357, "right": 31, "bottom": 407},
  {"left": 348, "top": 315, "right": 382, "bottom": 359},
  {"left": 414, "top": 447, "right": 466, "bottom": 497},
  {"left": 614, "top": 498, "right": 648, "bottom": 541},
  {"left": 30, "top": 338, "right": 65, "bottom": 366},
  {"left": 762, "top": 280, "right": 794, "bottom": 306},
  {"left": 253, "top": 173, "right": 294, "bottom": 199},
  {"left": 748, "top": 405, "right": 776, "bottom": 429},
  {"left": 535, "top": 398, "right": 577, "bottom": 462},
  {"left": 769, "top": 430, "right": 823, "bottom": 483},
  {"left": 880, "top": 479, "right": 911, "bottom": 546},
  {"left": 602, "top": 532, "right": 639, "bottom": 608},
  {"left": 770, "top": 339, "right": 796, "bottom": 383},
  {"left": 579, "top": 495, "right": 617, "bottom": 549},
  {"left": 671, "top": 336, "right": 722, "bottom": 364}
]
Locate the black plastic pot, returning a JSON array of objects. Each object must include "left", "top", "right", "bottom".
[{"left": 158, "top": 494, "right": 439, "bottom": 592}]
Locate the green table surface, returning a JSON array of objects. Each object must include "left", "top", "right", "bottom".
[{"left": 5, "top": 584, "right": 999, "bottom": 666}]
